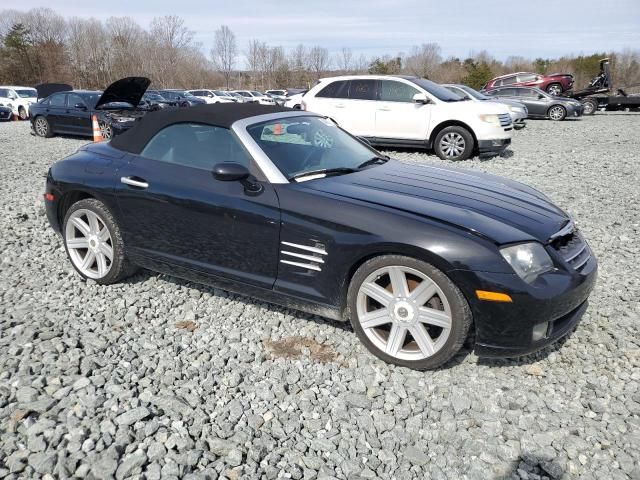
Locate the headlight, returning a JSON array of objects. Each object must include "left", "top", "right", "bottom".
[
  {"left": 500, "top": 242, "right": 554, "bottom": 283},
  {"left": 508, "top": 106, "right": 524, "bottom": 113},
  {"left": 478, "top": 114, "right": 500, "bottom": 125}
]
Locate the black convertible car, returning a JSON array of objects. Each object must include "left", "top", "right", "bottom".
[
  {"left": 44, "top": 104, "right": 597, "bottom": 370},
  {"left": 30, "top": 77, "right": 152, "bottom": 139}
]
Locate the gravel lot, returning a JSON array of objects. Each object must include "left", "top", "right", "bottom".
[{"left": 1, "top": 114, "right": 639, "bottom": 480}]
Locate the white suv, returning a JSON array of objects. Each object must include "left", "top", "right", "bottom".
[
  {"left": 0, "top": 86, "right": 38, "bottom": 120},
  {"left": 302, "top": 75, "right": 513, "bottom": 160},
  {"left": 186, "top": 89, "right": 236, "bottom": 104},
  {"left": 233, "top": 90, "right": 276, "bottom": 105}
]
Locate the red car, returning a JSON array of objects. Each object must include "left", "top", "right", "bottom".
[{"left": 483, "top": 72, "right": 574, "bottom": 96}]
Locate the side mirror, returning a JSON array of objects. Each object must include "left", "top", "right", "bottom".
[
  {"left": 213, "top": 162, "right": 263, "bottom": 194},
  {"left": 213, "top": 162, "right": 250, "bottom": 182},
  {"left": 412, "top": 93, "right": 429, "bottom": 104},
  {"left": 74, "top": 103, "right": 87, "bottom": 110}
]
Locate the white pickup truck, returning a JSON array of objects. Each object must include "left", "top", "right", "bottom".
[{"left": 302, "top": 75, "right": 513, "bottom": 160}]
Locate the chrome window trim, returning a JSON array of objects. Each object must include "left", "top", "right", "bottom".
[{"left": 231, "top": 110, "right": 322, "bottom": 184}]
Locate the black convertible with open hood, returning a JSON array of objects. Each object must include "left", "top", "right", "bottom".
[{"left": 29, "top": 76, "right": 156, "bottom": 140}]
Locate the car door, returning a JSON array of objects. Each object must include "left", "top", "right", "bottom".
[
  {"left": 336, "top": 79, "right": 377, "bottom": 137},
  {"left": 67, "top": 93, "right": 92, "bottom": 135},
  {"left": 307, "top": 80, "right": 350, "bottom": 126},
  {"left": 115, "top": 122, "right": 281, "bottom": 289},
  {"left": 375, "top": 79, "right": 429, "bottom": 140},
  {"left": 517, "top": 88, "right": 548, "bottom": 117},
  {"left": 45, "top": 93, "right": 70, "bottom": 132}
]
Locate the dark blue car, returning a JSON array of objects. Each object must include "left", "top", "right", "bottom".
[{"left": 43, "top": 104, "right": 597, "bottom": 370}]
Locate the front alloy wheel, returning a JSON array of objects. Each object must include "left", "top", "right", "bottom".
[
  {"left": 63, "top": 198, "right": 136, "bottom": 284},
  {"left": 348, "top": 255, "right": 472, "bottom": 370},
  {"left": 548, "top": 105, "right": 566, "bottom": 121},
  {"left": 434, "top": 126, "right": 474, "bottom": 161}
]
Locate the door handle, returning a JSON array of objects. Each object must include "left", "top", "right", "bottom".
[
  {"left": 378, "top": 107, "right": 391, "bottom": 111},
  {"left": 335, "top": 104, "right": 345, "bottom": 108},
  {"left": 120, "top": 176, "right": 149, "bottom": 189}
]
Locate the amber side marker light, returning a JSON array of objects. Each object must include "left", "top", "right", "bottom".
[
  {"left": 44, "top": 193, "right": 55, "bottom": 201},
  {"left": 476, "top": 290, "right": 513, "bottom": 302}
]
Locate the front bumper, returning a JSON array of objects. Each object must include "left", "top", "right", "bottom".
[
  {"left": 449, "top": 253, "right": 597, "bottom": 358},
  {"left": 478, "top": 137, "right": 511, "bottom": 154}
]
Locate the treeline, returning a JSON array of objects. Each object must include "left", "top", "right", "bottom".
[{"left": 1, "top": 8, "right": 639, "bottom": 92}]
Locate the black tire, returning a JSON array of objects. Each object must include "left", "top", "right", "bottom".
[
  {"left": 582, "top": 98, "right": 598, "bottom": 115},
  {"left": 34, "top": 116, "right": 53, "bottom": 138},
  {"left": 547, "top": 105, "right": 567, "bottom": 121},
  {"left": 434, "top": 126, "right": 474, "bottom": 161},
  {"left": 18, "top": 106, "right": 27, "bottom": 120},
  {"left": 63, "top": 198, "right": 137, "bottom": 285},
  {"left": 347, "top": 255, "right": 472, "bottom": 370},
  {"left": 546, "top": 83, "right": 563, "bottom": 96}
]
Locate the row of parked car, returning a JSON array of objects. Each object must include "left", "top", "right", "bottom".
[{"left": 2, "top": 70, "right": 591, "bottom": 160}]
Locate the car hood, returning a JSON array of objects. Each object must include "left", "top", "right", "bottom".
[
  {"left": 95, "top": 77, "right": 151, "bottom": 109},
  {"left": 303, "top": 161, "right": 569, "bottom": 244}
]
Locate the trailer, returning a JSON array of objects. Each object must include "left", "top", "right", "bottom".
[{"left": 562, "top": 59, "right": 640, "bottom": 115}]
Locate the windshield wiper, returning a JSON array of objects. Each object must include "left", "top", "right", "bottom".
[
  {"left": 357, "top": 156, "right": 389, "bottom": 170},
  {"left": 289, "top": 167, "right": 357, "bottom": 181}
]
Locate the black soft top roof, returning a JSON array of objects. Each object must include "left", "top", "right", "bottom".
[{"left": 110, "top": 103, "right": 291, "bottom": 154}]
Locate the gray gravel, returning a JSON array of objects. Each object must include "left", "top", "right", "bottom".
[{"left": 1, "top": 115, "right": 639, "bottom": 479}]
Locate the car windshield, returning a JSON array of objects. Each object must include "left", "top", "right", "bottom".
[
  {"left": 214, "top": 90, "right": 229, "bottom": 96},
  {"left": 457, "top": 85, "right": 490, "bottom": 100},
  {"left": 16, "top": 88, "right": 37, "bottom": 98},
  {"left": 182, "top": 91, "right": 194, "bottom": 97},
  {"left": 251, "top": 91, "right": 263, "bottom": 96},
  {"left": 238, "top": 92, "right": 251, "bottom": 97},
  {"left": 408, "top": 78, "right": 466, "bottom": 102},
  {"left": 247, "top": 116, "right": 382, "bottom": 180},
  {"left": 81, "top": 93, "right": 102, "bottom": 108}
]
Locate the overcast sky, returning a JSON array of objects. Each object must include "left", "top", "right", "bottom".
[{"left": 4, "top": 0, "right": 639, "bottom": 61}]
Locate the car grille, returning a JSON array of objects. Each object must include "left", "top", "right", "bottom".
[
  {"left": 499, "top": 113, "right": 512, "bottom": 130},
  {"left": 550, "top": 226, "right": 591, "bottom": 272}
]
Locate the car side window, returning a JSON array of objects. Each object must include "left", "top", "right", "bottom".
[
  {"left": 348, "top": 80, "right": 377, "bottom": 100},
  {"left": 68, "top": 94, "right": 86, "bottom": 108},
  {"left": 0, "top": 88, "right": 8, "bottom": 98},
  {"left": 316, "top": 80, "right": 349, "bottom": 99},
  {"left": 379, "top": 80, "right": 419, "bottom": 102},
  {"left": 141, "top": 123, "right": 253, "bottom": 172},
  {"left": 520, "top": 89, "right": 539, "bottom": 98},
  {"left": 496, "top": 88, "right": 516, "bottom": 96},
  {"left": 501, "top": 76, "right": 517, "bottom": 85},
  {"left": 49, "top": 94, "right": 66, "bottom": 107},
  {"left": 517, "top": 74, "right": 537, "bottom": 83}
]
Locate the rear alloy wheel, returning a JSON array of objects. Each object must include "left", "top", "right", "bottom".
[
  {"left": 18, "top": 106, "right": 27, "bottom": 120},
  {"left": 34, "top": 116, "right": 52, "bottom": 137},
  {"left": 582, "top": 98, "right": 598, "bottom": 115},
  {"left": 546, "top": 83, "right": 563, "bottom": 96},
  {"left": 63, "top": 198, "right": 136, "bottom": 284},
  {"left": 548, "top": 105, "right": 567, "bottom": 121},
  {"left": 434, "top": 126, "right": 474, "bottom": 161},
  {"left": 99, "top": 122, "right": 113, "bottom": 140},
  {"left": 348, "top": 255, "right": 472, "bottom": 370}
]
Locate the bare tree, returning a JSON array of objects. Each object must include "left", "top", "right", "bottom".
[
  {"left": 405, "top": 43, "right": 442, "bottom": 78},
  {"left": 308, "top": 45, "right": 329, "bottom": 79},
  {"left": 246, "top": 39, "right": 265, "bottom": 88},
  {"left": 211, "top": 25, "right": 237, "bottom": 89}
]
